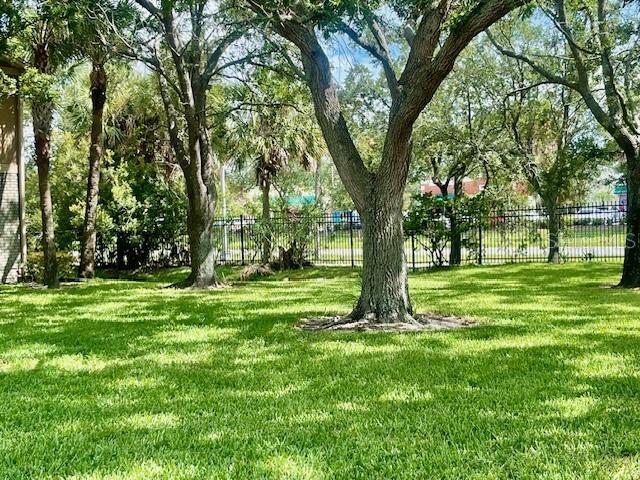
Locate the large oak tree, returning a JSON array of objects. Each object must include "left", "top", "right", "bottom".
[
  {"left": 114, "top": 0, "right": 252, "bottom": 287},
  {"left": 247, "top": 0, "right": 528, "bottom": 324}
]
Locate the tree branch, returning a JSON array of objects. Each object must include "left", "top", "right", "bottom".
[
  {"left": 486, "top": 30, "right": 577, "bottom": 89},
  {"left": 339, "top": 19, "right": 399, "bottom": 99}
]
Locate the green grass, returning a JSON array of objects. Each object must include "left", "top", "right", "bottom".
[{"left": 1, "top": 263, "right": 640, "bottom": 479}]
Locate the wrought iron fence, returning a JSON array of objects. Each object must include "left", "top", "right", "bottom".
[{"left": 79, "top": 201, "right": 628, "bottom": 269}]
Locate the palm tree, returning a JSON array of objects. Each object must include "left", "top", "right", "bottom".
[
  {"left": 75, "top": 0, "right": 131, "bottom": 278},
  {"left": 20, "top": 0, "right": 77, "bottom": 287},
  {"left": 227, "top": 73, "right": 324, "bottom": 264}
]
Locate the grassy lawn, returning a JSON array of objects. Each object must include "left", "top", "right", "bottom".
[{"left": 1, "top": 264, "right": 640, "bottom": 479}]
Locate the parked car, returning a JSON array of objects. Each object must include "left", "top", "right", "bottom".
[{"left": 575, "top": 206, "right": 623, "bottom": 225}]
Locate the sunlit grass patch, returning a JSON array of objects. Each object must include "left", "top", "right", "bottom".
[
  {"left": 46, "top": 354, "right": 109, "bottom": 372},
  {"left": 262, "top": 453, "right": 326, "bottom": 480},
  {"left": 0, "top": 263, "right": 639, "bottom": 479},
  {"left": 123, "top": 412, "right": 179, "bottom": 430}
]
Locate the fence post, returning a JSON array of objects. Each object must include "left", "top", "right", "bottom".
[
  {"left": 349, "top": 211, "right": 355, "bottom": 268},
  {"left": 478, "top": 213, "right": 483, "bottom": 265},
  {"left": 239, "top": 215, "right": 245, "bottom": 265},
  {"left": 411, "top": 232, "right": 416, "bottom": 272}
]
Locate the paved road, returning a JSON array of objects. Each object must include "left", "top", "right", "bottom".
[{"left": 217, "top": 245, "right": 625, "bottom": 266}]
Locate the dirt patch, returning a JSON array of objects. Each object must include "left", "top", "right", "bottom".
[{"left": 297, "top": 313, "right": 475, "bottom": 332}]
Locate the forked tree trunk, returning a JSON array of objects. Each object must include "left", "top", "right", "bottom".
[
  {"left": 79, "top": 59, "right": 107, "bottom": 279},
  {"left": 156, "top": 73, "right": 222, "bottom": 289},
  {"left": 350, "top": 191, "right": 413, "bottom": 323},
  {"left": 620, "top": 153, "right": 640, "bottom": 287},
  {"left": 261, "top": 180, "right": 272, "bottom": 264},
  {"left": 248, "top": 0, "right": 530, "bottom": 328},
  {"left": 32, "top": 44, "right": 58, "bottom": 288}
]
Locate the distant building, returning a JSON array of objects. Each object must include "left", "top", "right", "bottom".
[
  {"left": 0, "top": 57, "right": 26, "bottom": 283},
  {"left": 420, "top": 178, "right": 486, "bottom": 198}
]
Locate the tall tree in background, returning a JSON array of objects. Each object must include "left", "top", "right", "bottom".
[
  {"left": 113, "top": 0, "right": 251, "bottom": 287},
  {"left": 76, "top": 1, "right": 128, "bottom": 278},
  {"left": 248, "top": 0, "right": 527, "bottom": 324},
  {"left": 226, "top": 71, "right": 323, "bottom": 264},
  {"left": 489, "top": 0, "right": 640, "bottom": 286},
  {"left": 18, "top": 0, "right": 76, "bottom": 287},
  {"left": 411, "top": 45, "right": 502, "bottom": 265},
  {"left": 503, "top": 84, "right": 601, "bottom": 262},
  {"left": 72, "top": 1, "right": 115, "bottom": 278},
  {"left": 0, "top": 1, "right": 22, "bottom": 56}
]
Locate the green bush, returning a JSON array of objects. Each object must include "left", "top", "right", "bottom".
[
  {"left": 404, "top": 193, "right": 484, "bottom": 266},
  {"left": 250, "top": 204, "right": 319, "bottom": 269},
  {"left": 26, "top": 251, "right": 77, "bottom": 283}
]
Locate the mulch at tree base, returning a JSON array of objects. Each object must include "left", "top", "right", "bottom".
[{"left": 297, "top": 313, "right": 475, "bottom": 332}]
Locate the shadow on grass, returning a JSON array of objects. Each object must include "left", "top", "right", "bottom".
[{"left": 1, "top": 262, "right": 639, "bottom": 478}]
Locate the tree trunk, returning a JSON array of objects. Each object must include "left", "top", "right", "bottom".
[
  {"left": 546, "top": 199, "right": 561, "bottom": 264},
  {"left": 31, "top": 44, "right": 58, "bottom": 288},
  {"left": 349, "top": 192, "right": 413, "bottom": 323},
  {"left": 116, "top": 233, "right": 126, "bottom": 269},
  {"left": 314, "top": 157, "right": 321, "bottom": 261},
  {"left": 449, "top": 177, "right": 463, "bottom": 266},
  {"left": 261, "top": 180, "right": 271, "bottom": 264},
  {"left": 220, "top": 162, "right": 229, "bottom": 261},
  {"left": 620, "top": 153, "right": 640, "bottom": 287},
  {"left": 34, "top": 132, "right": 59, "bottom": 288},
  {"left": 449, "top": 218, "right": 462, "bottom": 266},
  {"left": 156, "top": 73, "right": 221, "bottom": 288},
  {"left": 182, "top": 164, "right": 221, "bottom": 288},
  {"left": 79, "top": 59, "right": 107, "bottom": 279}
]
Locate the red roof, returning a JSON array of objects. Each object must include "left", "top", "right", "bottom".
[{"left": 420, "top": 178, "right": 486, "bottom": 196}]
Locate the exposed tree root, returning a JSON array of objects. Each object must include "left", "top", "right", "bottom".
[
  {"left": 167, "top": 276, "right": 227, "bottom": 289},
  {"left": 240, "top": 264, "right": 275, "bottom": 281},
  {"left": 612, "top": 283, "right": 640, "bottom": 290},
  {"left": 297, "top": 312, "right": 474, "bottom": 332}
]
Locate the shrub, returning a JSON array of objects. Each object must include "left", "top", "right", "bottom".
[
  {"left": 26, "top": 251, "right": 77, "bottom": 283},
  {"left": 404, "top": 194, "right": 484, "bottom": 266},
  {"left": 250, "top": 204, "right": 318, "bottom": 269}
]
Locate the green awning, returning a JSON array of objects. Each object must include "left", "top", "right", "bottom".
[{"left": 287, "top": 195, "right": 316, "bottom": 206}]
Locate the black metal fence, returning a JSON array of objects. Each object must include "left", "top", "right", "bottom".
[{"left": 89, "top": 201, "right": 628, "bottom": 270}]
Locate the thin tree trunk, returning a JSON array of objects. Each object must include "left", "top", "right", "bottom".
[
  {"left": 545, "top": 198, "right": 561, "bottom": 264},
  {"left": 314, "top": 157, "right": 321, "bottom": 261},
  {"left": 620, "top": 153, "right": 640, "bottom": 287},
  {"left": 220, "top": 162, "right": 229, "bottom": 261},
  {"left": 79, "top": 59, "right": 107, "bottom": 279},
  {"left": 261, "top": 180, "right": 271, "bottom": 264},
  {"left": 350, "top": 191, "right": 413, "bottom": 323},
  {"left": 32, "top": 44, "right": 58, "bottom": 288},
  {"left": 449, "top": 177, "right": 463, "bottom": 266},
  {"left": 34, "top": 133, "right": 58, "bottom": 287},
  {"left": 116, "top": 233, "right": 125, "bottom": 269}
]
